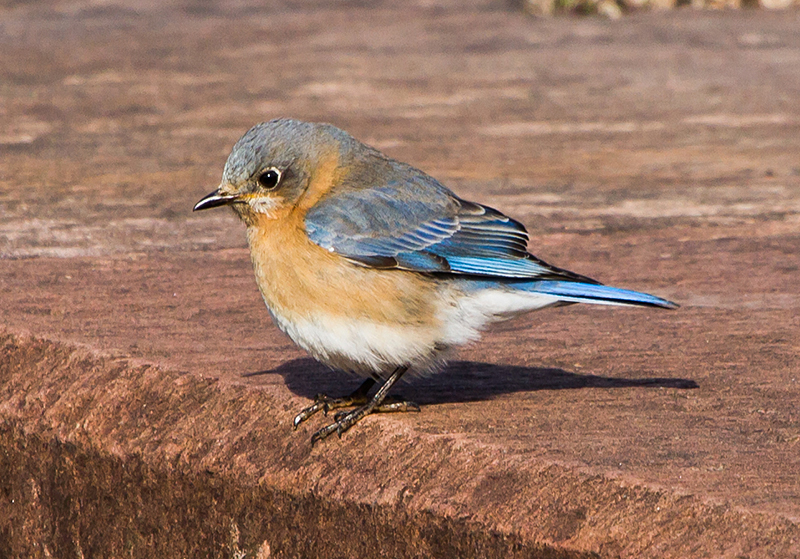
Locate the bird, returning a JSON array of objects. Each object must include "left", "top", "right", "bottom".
[{"left": 194, "top": 118, "right": 676, "bottom": 444}]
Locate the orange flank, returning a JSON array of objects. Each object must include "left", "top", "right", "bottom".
[{"left": 245, "top": 211, "right": 440, "bottom": 330}]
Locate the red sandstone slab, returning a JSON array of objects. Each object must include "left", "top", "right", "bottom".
[{"left": 1, "top": 1, "right": 799, "bottom": 557}]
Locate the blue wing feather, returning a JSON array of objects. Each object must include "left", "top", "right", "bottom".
[{"left": 304, "top": 165, "right": 595, "bottom": 282}]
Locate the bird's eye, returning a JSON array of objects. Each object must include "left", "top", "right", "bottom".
[{"left": 257, "top": 168, "right": 281, "bottom": 190}]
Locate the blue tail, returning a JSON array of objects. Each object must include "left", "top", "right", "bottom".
[{"left": 521, "top": 280, "right": 677, "bottom": 309}]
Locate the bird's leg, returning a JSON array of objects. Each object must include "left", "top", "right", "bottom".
[
  {"left": 311, "top": 365, "right": 418, "bottom": 444},
  {"left": 292, "top": 377, "right": 376, "bottom": 429}
]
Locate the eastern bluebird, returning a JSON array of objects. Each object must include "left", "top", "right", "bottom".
[{"left": 194, "top": 119, "right": 676, "bottom": 443}]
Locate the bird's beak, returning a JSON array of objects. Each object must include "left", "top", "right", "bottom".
[{"left": 193, "top": 189, "right": 238, "bottom": 211}]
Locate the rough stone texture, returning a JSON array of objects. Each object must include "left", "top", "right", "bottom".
[{"left": 1, "top": 2, "right": 799, "bottom": 558}]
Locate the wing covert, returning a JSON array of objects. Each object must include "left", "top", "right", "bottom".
[{"left": 304, "top": 174, "right": 595, "bottom": 282}]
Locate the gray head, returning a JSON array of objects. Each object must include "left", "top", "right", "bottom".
[{"left": 193, "top": 119, "right": 361, "bottom": 223}]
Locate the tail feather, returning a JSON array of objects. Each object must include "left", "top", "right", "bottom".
[{"left": 523, "top": 280, "right": 678, "bottom": 309}]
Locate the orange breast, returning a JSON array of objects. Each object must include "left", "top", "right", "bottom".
[{"left": 246, "top": 212, "right": 440, "bottom": 329}]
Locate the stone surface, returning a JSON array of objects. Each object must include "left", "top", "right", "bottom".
[{"left": 1, "top": 2, "right": 799, "bottom": 558}]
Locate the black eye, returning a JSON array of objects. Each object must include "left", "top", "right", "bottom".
[{"left": 257, "top": 168, "right": 281, "bottom": 190}]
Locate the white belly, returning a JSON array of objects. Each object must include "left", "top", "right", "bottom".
[{"left": 264, "top": 285, "right": 560, "bottom": 376}]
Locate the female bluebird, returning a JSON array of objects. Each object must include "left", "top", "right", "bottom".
[{"left": 194, "top": 119, "right": 676, "bottom": 443}]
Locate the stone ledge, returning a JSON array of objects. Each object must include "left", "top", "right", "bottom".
[
  {"left": 2, "top": 331, "right": 797, "bottom": 558},
  {"left": 2, "top": 3, "right": 800, "bottom": 557}
]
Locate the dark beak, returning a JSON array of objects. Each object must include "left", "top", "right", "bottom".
[{"left": 193, "top": 189, "right": 238, "bottom": 211}]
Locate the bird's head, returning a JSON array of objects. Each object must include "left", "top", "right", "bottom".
[{"left": 193, "top": 119, "right": 352, "bottom": 225}]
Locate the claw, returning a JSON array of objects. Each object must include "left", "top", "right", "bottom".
[
  {"left": 310, "top": 422, "right": 340, "bottom": 445},
  {"left": 293, "top": 402, "right": 326, "bottom": 430}
]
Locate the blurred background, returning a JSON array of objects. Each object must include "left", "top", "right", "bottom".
[{"left": 2, "top": 0, "right": 798, "bottom": 264}]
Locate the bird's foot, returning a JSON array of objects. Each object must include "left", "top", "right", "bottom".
[
  {"left": 295, "top": 366, "right": 414, "bottom": 444},
  {"left": 311, "top": 398, "right": 420, "bottom": 445},
  {"left": 332, "top": 397, "right": 420, "bottom": 421},
  {"left": 292, "top": 378, "right": 376, "bottom": 430}
]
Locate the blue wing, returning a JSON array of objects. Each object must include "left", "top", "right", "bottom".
[{"left": 304, "top": 168, "right": 596, "bottom": 283}]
